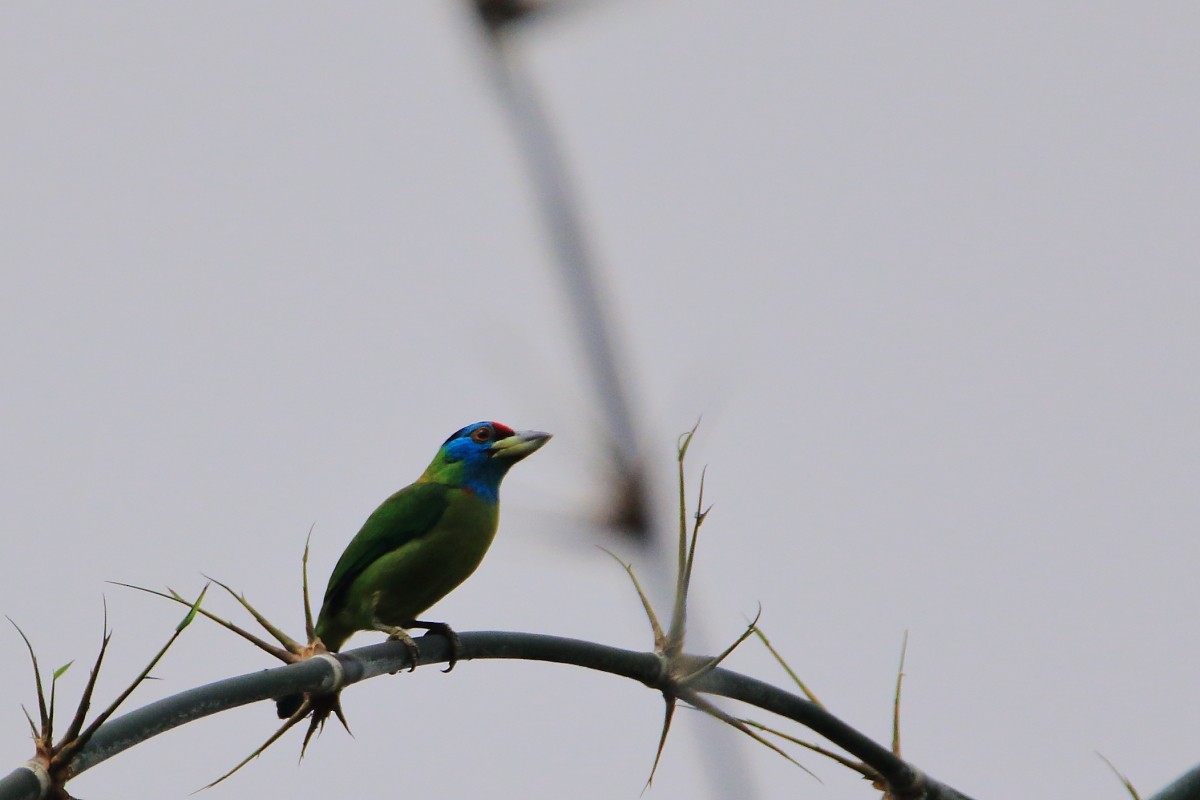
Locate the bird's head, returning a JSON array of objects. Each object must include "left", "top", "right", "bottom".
[{"left": 421, "top": 421, "right": 552, "bottom": 499}]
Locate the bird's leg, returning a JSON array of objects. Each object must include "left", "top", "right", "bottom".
[
  {"left": 410, "top": 620, "right": 461, "bottom": 673},
  {"left": 369, "top": 622, "right": 421, "bottom": 672}
]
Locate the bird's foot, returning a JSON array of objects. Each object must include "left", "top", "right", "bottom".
[
  {"left": 373, "top": 621, "right": 460, "bottom": 672},
  {"left": 412, "top": 620, "right": 461, "bottom": 673},
  {"left": 379, "top": 627, "right": 422, "bottom": 672}
]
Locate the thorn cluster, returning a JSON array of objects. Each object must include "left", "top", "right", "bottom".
[
  {"left": 12, "top": 589, "right": 206, "bottom": 799},
  {"left": 116, "top": 532, "right": 348, "bottom": 789},
  {"left": 605, "top": 423, "right": 815, "bottom": 789}
]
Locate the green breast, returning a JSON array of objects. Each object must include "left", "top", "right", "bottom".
[{"left": 315, "top": 484, "right": 499, "bottom": 651}]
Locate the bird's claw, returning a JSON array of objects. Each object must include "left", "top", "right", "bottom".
[
  {"left": 443, "top": 628, "right": 461, "bottom": 673},
  {"left": 438, "top": 626, "right": 462, "bottom": 673},
  {"left": 414, "top": 620, "right": 461, "bottom": 672},
  {"left": 384, "top": 630, "right": 422, "bottom": 672}
]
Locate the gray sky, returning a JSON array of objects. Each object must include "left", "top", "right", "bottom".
[{"left": 2, "top": 3, "right": 1198, "bottom": 799}]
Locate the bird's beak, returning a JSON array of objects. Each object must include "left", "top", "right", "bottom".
[{"left": 490, "top": 429, "right": 552, "bottom": 462}]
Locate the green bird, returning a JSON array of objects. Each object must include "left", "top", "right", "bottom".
[{"left": 277, "top": 420, "right": 550, "bottom": 718}]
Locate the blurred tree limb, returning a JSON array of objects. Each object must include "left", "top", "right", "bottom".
[{"left": 475, "top": 3, "right": 655, "bottom": 540}]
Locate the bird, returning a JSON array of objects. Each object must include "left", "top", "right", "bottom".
[{"left": 276, "top": 420, "right": 550, "bottom": 719}]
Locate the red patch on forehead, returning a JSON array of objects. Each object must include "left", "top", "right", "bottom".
[{"left": 490, "top": 422, "right": 515, "bottom": 438}]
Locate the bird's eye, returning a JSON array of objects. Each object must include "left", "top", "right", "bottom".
[{"left": 471, "top": 427, "right": 493, "bottom": 443}]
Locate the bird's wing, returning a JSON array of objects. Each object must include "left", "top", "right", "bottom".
[{"left": 320, "top": 482, "right": 452, "bottom": 617}]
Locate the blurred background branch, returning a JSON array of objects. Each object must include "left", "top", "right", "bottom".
[{"left": 472, "top": 0, "right": 654, "bottom": 542}]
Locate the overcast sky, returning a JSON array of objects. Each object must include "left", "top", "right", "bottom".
[{"left": 2, "top": 3, "right": 1198, "bottom": 799}]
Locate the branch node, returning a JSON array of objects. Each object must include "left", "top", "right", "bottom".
[
  {"left": 640, "top": 652, "right": 670, "bottom": 691},
  {"left": 20, "top": 760, "right": 50, "bottom": 798},
  {"left": 312, "top": 653, "right": 345, "bottom": 693}
]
